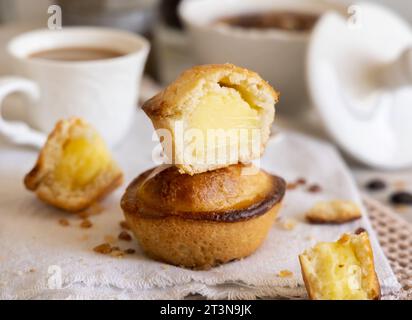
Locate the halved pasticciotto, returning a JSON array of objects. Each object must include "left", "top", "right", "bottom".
[
  {"left": 143, "top": 64, "right": 279, "bottom": 175},
  {"left": 299, "top": 230, "right": 381, "bottom": 300},
  {"left": 24, "top": 118, "right": 123, "bottom": 212}
]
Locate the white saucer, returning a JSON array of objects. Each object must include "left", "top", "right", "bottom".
[{"left": 307, "top": 2, "right": 412, "bottom": 169}]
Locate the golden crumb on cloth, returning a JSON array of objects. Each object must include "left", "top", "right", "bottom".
[
  {"left": 298, "top": 230, "right": 381, "bottom": 300},
  {"left": 277, "top": 270, "right": 293, "bottom": 278},
  {"left": 80, "top": 219, "right": 93, "bottom": 229},
  {"left": 305, "top": 200, "right": 361, "bottom": 224},
  {"left": 118, "top": 231, "right": 132, "bottom": 241},
  {"left": 93, "top": 243, "right": 112, "bottom": 254}
]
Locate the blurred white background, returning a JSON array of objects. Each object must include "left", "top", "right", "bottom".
[{"left": 1, "top": 0, "right": 412, "bottom": 25}]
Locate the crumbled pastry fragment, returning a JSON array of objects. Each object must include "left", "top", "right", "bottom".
[
  {"left": 278, "top": 270, "right": 293, "bottom": 278},
  {"left": 118, "top": 231, "right": 132, "bottom": 241},
  {"left": 307, "top": 184, "right": 322, "bottom": 193},
  {"left": 287, "top": 182, "right": 299, "bottom": 190},
  {"left": 299, "top": 230, "right": 381, "bottom": 300},
  {"left": 110, "top": 249, "right": 124, "bottom": 258},
  {"left": 305, "top": 200, "right": 361, "bottom": 224},
  {"left": 124, "top": 248, "right": 136, "bottom": 254},
  {"left": 93, "top": 243, "right": 112, "bottom": 254},
  {"left": 80, "top": 219, "right": 93, "bottom": 229}
]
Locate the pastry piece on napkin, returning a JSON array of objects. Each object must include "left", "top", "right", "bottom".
[
  {"left": 305, "top": 200, "right": 362, "bottom": 224},
  {"left": 24, "top": 117, "right": 123, "bottom": 212},
  {"left": 142, "top": 63, "right": 278, "bottom": 175},
  {"left": 299, "top": 229, "right": 381, "bottom": 300}
]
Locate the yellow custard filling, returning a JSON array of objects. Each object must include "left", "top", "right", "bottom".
[
  {"left": 188, "top": 87, "right": 260, "bottom": 132},
  {"left": 307, "top": 241, "right": 367, "bottom": 300},
  {"left": 54, "top": 134, "right": 110, "bottom": 189}
]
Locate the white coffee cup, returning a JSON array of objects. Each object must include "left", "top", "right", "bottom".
[
  {"left": 179, "top": 0, "right": 344, "bottom": 115},
  {"left": 0, "top": 27, "right": 149, "bottom": 148}
]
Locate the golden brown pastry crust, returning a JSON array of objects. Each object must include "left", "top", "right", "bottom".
[
  {"left": 305, "top": 200, "right": 362, "bottom": 224},
  {"left": 299, "top": 230, "right": 381, "bottom": 300},
  {"left": 142, "top": 64, "right": 279, "bottom": 175},
  {"left": 24, "top": 118, "right": 123, "bottom": 212},
  {"left": 121, "top": 164, "right": 285, "bottom": 222},
  {"left": 121, "top": 164, "right": 286, "bottom": 269}
]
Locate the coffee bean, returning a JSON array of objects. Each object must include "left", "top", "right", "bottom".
[
  {"left": 365, "top": 179, "right": 386, "bottom": 191},
  {"left": 389, "top": 192, "right": 412, "bottom": 205}
]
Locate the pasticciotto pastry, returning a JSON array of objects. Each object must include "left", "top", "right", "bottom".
[
  {"left": 121, "top": 164, "right": 285, "bottom": 269},
  {"left": 143, "top": 64, "right": 279, "bottom": 175},
  {"left": 24, "top": 118, "right": 123, "bottom": 212},
  {"left": 305, "top": 200, "right": 362, "bottom": 224},
  {"left": 299, "top": 229, "right": 381, "bottom": 300}
]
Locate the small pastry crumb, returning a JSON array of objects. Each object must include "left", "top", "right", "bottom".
[
  {"left": 58, "top": 218, "right": 70, "bottom": 226},
  {"left": 296, "top": 178, "right": 306, "bottom": 185},
  {"left": 279, "top": 218, "right": 297, "bottom": 230},
  {"left": 110, "top": 249, "right": 124, "bottom": 258},
  {"left": 80, "top": 219, "right": 93, "bottom": 229},
  {"left": 287, "top": 182, "right": 299, "bottom": 190},
  {"left": 287, "top": 178, "right": 307, "bottom": 190},
  {"left": 307, "top": 184, "right": 322, "bottom": 193},
  {"left": 118, "top": 231, "right": 132, "bottom": 241},
  {"left": 93, "top": 243, "right": 112, "bottom": 254},
  {"left": 305, "top": 200, "right": 361, "bottom": 224},
  {"left": 124, "top": 248, "right": 136, "bottom": 254},
  {"left": 277, "top": 270, "right": 293, "bottom": 278},
  {"left": 119, "top": 220, "right": 131, "bottom": 230},
  {"left": 29, "top": 268, "right": 36, "bottom": 273}
]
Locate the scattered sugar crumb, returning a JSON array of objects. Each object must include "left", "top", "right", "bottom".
[
  {"left": 80, "top": 219, "right": 93, "bottom": 229},
  {"left": 307, "top": 184, "right": 322, "bottom": 193},
  {"left": 58, "top": 218, "right": 70, "bottom": 227},
  {"left": 287, "top": 182, "right": 298, "bottom": 190},
  {"left": 277, "top": 270, "right": 293, "bottom": 278},
  {"left": 118, "top": 231, "right": 132, "bottom": 241},
  {"left": 93, "top": 243, "right": 112, "bottom": 254},
  {"left": 110, "top": 250, "right": 124, "bottom": 258},
  {"left": 124, "top": 248, "right": 136, "bottom": 254}
]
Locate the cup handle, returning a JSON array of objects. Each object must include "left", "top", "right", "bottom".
[{"left": 0, "top": 76, "right": 46, "bottom": 148}]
